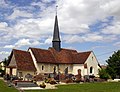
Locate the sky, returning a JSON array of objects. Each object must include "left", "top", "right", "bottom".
[{"left": 0, "top": 0, "right": 120, "bottom": 65}]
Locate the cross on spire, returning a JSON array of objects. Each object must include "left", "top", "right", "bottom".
[{"left": 56, "top": 5, "right": 58, "bottom": 15}]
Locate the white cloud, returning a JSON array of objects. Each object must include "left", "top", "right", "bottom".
[
  {"left": 63, "top": 32, "right": 118, "bottom": 44},
  {"left": 5, "top": 39, "right": 41, "bottom": 48},
  {"left": 91, "top": 46, "right": 106, "bottom": 50},
  {"left": 7, "top": 8, "right": 33, "bottom": 20},
  {"left": 63, "top": 33, "right": 103, "bottom": 43},
  {"left": 0, "top": 51, "right": 10, "bottom": 55},
  {"left": 41, "top": 0, "right": 55, "bottom": 3},
  {"left": 15, "top": 39, "right": 31, "bottom": 48},
  {"left": 0, "top": 22, "right": 8, "bottom": 29},
  {"left": 63, "top": 35, "right": 83, "bottom": 43},
  {"left": 44, "top": 36, "right": 52, "bottom": 44},
  {"left": 102, "top": 35, "right": 117, "bottom": 42},
  {"left": 4, "top": 45, "right": 15, "bottom": 49},
  {"left": 11, "top": 18, "right": 53, "bottom": 39},
  {"left": 0, "top": 0, "right": 8, "bottom": 8},
  {"left": 0, "top": 51, "right": 10, "bottom": 61},
  {"left": 114, "top": 42, "right": 120, "bottom": 47},
  {"left": 102, "top": 21, "right": 120, "bottom": 35},
  {"left": 100, "top": 0, "right": 120, "bottom": 17},
  {"left": 1, "top": 0, "right": 119, "bottom": 44},
  {"left": 83, "top": 33, "right": 103, "bottom": 42},
  {"left": 32, "top": 40, "right": 40, "bottom": 46},
  {"left": 65, "top": 46, "right": 76, "bottom": 50},
  {"left": 31, "top": 1, "right": 46, "bottom": 11},
  {"left": 1, "top": 0, "right": 120, "bottom": 63}
]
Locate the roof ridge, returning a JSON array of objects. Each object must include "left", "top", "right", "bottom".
[
  {"left": 29, "top": 47, "right": 49, "bottom": 51},
  {"left": 13, "top": 49, "right": 28, "bottom": 53},
  {"left": 78, "top": 51, "right": 92, "bottom": 53}
]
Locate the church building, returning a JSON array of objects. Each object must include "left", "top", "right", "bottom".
[{"left": 6, "top": 14, "right": 100, "bottom": 79}]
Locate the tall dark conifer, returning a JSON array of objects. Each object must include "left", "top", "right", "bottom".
[{"left": 106, "top": 50, "right": 120, "bottom": 79}]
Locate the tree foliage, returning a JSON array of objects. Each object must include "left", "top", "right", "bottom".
[
  {"left": 106, "top": 50, "right": 120, "bottom": 79},
  {"left": 98, "top": 69, "right": 110, "bottom": 80},
  {"left": 2, "top": 56, "right": 10, "bottom": 67},
  {"left": 0, "top": 56, "right": 10, "bottom": 76}
]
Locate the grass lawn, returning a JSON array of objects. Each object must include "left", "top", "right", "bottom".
[
  {"left": 0, "top": 79, "right": 19, "bottom": 92},
  {"left": 25, "top": 82, "right": 120, "bottom": 92},
  {"left": 0, "top": 79, "right": 120, "bottom": 92}
]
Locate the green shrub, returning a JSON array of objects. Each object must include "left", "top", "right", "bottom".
[
  {"left": 98, "top": 69, "right": 110, "bottom": 80},
  {"left": 0, "top": 69, "right": 5, "bottom": 77}
]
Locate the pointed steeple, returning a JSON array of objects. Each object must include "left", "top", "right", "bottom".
[
  {"left": 52, "top": 13, "right": 61, "bottom": 52},
  {"left": 53, "top": 15, "right": 61, "bottom": 42}
]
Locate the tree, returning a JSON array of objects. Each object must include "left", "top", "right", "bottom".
[
  {"left": 106, "top": 50, "right": 120, "bottom": 79},
  {"left": 98, "top": 69, "right": 110, "bottom": 80},
  {"left": 1, "top": 56, "right": 10, "bottom": 76},
  {"left": 2, "top": 56, "right": 10, "bottom": 67}
]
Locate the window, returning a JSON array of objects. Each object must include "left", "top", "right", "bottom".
[
  {"left": 53, "top": 66, "right": 56, "bottom": 73},
  {"left": 54, "top": 66, "right": 56, "bottom": 70},
  {"left": 42, "top": 65, "right": 44, "bottom": 70},
  {"left": 92, "top": 56, "right": 93, "bottom": 61},
  {"left": 18, "top": 72, "right": 23, "bottom": 78},
  {"left": 90, "top": 67, "right": 93, "bottom": 74},
  {"left": 65, "top": 67, "right": 68, "bottom": 74}
]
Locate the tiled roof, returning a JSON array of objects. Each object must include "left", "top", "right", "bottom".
[
  {"left": 7, "top": 47, "right": 92, "bottom": 71},
  {"left": 49, "top": 47, "right": 78, "bottom": 64},
  {"left": 29, "top": 47, "right": 56, "bottom": 63},
  {"left": 8, "top": 49, "right": 36, "bottom": 71},
  {"left": 30, "top": 47, "right": 91, "bottom": 64},
  {"left": 77, "top": 51, "right": 91, "bottom": 64}
]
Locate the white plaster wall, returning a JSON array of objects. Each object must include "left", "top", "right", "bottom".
[
  {"left": 12, "top": 68, "right": 17, "bottom": 75},
  {"left": 17, "top": 70, "right": 35, "bottom": 80},
  {"left": 37, "top": 63, "right": 73, "bottom": 74},
  {"left": 59, "top": 64, "right": 73, "bottom": 74},
  {"left": 28, "top": 49, "right": 39, "bottom": 74},
  {"left": 6, "top": 68, "right": 10, "bottom": 74},
  {"left": 9, "top": 54, "right": 16, "bottom": 67},
  {"left": 85, "top": 52, "right": 99, "bottom": 77},
  {"left": 72, "top": 64, "right": 84, "bottom": 76},
  {"left": 37, "top": 63, "right": 57, "bottom": 74},
  {"left": 0, "top": 62, "right": 5, "bottom": 70},
  {"left": 5, "top": 68, "right": 17, "bottom": 75},
  {"left": 84, "top": 68, "right": 88, "bottom": 75}
]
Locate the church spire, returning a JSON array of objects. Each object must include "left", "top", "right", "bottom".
[{"left": 52, "top": 6, "right": 61, "bottom": 52}]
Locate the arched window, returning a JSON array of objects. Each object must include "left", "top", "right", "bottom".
[
  {"left": 65, "top": 67, "right": 68, "bottom": 74},
  {"left": 42, "top": 65, "right": 44, "bottom": 70},
  {"left": 90, "top": 67, "right": 93, "bottom": 74},
  {"left": 53, "top": 66, "right": 56, "bottom": 73},
  {"left": 92, "top": 56, "right": 93, "bottom": 61},
  {"left": 54, "top": 66, "right": 56, "bottom": 70}
]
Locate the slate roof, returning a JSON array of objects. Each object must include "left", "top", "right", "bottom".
[
  {"left": 8, "top": 49, "right": 36, "bottom": 71},
  {"left": 52, "top": 15, "right": 61, "bottom": 42}
]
